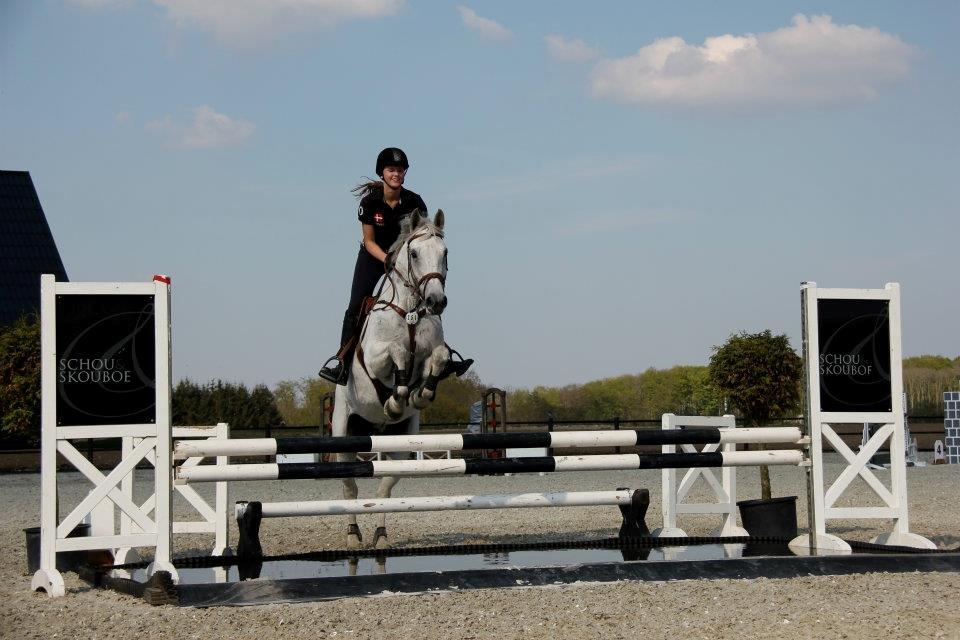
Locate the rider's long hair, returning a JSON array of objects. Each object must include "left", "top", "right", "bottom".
[{"left": 351, "top": 178, "right": 382, "bottom": 200}]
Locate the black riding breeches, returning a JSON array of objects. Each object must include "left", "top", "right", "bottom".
[{"left": 341, "top": 248, "right": 384, "bottom": 346}]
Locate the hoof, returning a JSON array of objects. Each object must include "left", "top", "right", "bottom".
[
  {"left": 347, "top": 524, "right": 362, "bottom": 549},
  {"left": 396, "top": 385, "right": 409, "bottom": 398},
  {"left": 383, "top": 400, "right": 403, "bottom": 420},
  {"left": 384, "top": 406, "right": 404, "bottom": 420},
  {"left": 374, "top": 526, "right": 389, "bottom": 549},
  {"left": 384, "top": 397, "right": 405, "bottom": 419},
  {"left": 411, "top": 393, "right": 430, "bottom": 410}
]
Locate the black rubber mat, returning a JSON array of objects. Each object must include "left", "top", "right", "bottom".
[
  {"left": 80, "top": 536, "right": 960, "bottom": 608},
  {"left": 174, "top": 552, "right": 960, "bottom": 607}
]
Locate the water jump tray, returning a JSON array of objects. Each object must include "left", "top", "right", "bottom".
[{"left": 79, "top": 537, "right": 960, "bottom": 607}]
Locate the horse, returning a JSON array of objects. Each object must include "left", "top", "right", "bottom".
[{"left": 331, "top": 209, "right": 451, "bottom": 549}]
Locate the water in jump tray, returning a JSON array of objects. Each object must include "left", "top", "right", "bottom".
[{"left": 127, "top": 540, "right": 789, "bottom": 585}]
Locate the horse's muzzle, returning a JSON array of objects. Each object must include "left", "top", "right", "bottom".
[{"left": 425, "top": 293, "right": 447, "bottom": 315}]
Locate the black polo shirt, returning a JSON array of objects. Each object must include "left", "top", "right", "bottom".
[{"left": 357, "top": 187, "right": 427, "bottom": 253}]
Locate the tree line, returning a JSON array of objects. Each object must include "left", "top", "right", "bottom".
[
  {"left": 2, "top": 313, "right": 958, "bottom": 446},
  {"left": 903, "top": 355, "right": 960, "bottom": 415},
  {"left": 268, "top": 348, "right": 959, "bottom": 425},
  {"left": 172, "top": 379, "right": 284, "bottom": 429}
]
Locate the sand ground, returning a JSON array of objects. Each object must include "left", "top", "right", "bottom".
[{"left": 1, "top": 460, "right": 958, "bottom": 640}]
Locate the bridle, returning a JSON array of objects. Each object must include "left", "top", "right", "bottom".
[{"left": 377, "top": 227, "right": 446, "bottom": 321}]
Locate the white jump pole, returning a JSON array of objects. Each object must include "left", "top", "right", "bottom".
[
  {"left": 178, "top": 450, "right": 805, "bottom": 483},
  {"left": 240, "top": 489, "right": 640, "bottom": 518},
  {"left": 174, "top": 427, "right": 803, "bottom": 459}
]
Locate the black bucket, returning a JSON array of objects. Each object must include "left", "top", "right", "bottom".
[
  {"left": 736, "top": 496, "right": 798, "bottom": 538},
  {"left": 24, "top": 524, "right": 92, "bottom": 574}
]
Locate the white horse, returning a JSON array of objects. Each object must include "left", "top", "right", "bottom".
[{"left": 331, "top": 209, "right": 451, "bottom": 549}]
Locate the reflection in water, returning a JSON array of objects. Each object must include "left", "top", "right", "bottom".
[
  {"left": 126, "top": 541, "right": 793, "bottom": 585},
  {"left": 481, "top": 552, "right": 511, "bottom": 566}
]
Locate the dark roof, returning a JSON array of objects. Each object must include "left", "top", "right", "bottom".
[{"left": 0, "top": 170, "right": 68, "bottom": 326}]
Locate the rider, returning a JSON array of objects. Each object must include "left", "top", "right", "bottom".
[{"left": 319, "top": 147, "right": 473, "bottom": 385}]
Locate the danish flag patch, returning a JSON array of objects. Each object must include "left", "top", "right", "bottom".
[{"left": 374, "top": 212, "right": 384, "bottom": 224}]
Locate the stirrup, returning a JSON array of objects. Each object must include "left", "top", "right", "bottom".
[
  {"left": 319, "top": 356, "right": 348, "bottom": 385},
  {"left": 440, "top": 348, "right": 473, "bottom": 379}
]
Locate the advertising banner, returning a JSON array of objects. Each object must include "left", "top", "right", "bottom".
[
  {"left": 55, "top": 294, "right": 157, "bottom": 426},
  {"left": 816, "top": 298, "right": 892, "bottom": 413}
]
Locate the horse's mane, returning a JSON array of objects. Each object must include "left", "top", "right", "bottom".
[{"left": 387, "top": 216, "right": 442, "bottom": 254}]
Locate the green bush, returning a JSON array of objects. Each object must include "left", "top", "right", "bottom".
[
  {"left": 0, "top": 314, "right": 42, "bottom": 444},
  {"left": 709, "top": 330, "right": 802, "bottom": 500}
]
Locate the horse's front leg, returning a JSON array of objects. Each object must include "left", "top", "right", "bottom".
[
  {"left": 338, "top": 452, "right": 363, "bottom": 549},
  {"left": 411, "top": 344, "right": 449, "bottom": 409},
  {"left": 384, "top": 342, "right": 412, "bottom": 419}
]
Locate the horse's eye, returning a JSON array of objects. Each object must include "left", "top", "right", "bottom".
[{"left": 410, "top": 250, "right": 418, "bottom": 260}]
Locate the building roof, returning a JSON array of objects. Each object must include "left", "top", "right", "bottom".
[{"left": 0, "top": 170, "right": 68, "bottom": 326}]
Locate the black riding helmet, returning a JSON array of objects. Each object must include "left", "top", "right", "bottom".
[{"left": 376, "top": 147, "right": 410, "bottom": 176}]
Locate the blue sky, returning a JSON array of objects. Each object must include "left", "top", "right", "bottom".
[{"left": 2, "top": 1, "right": 958, "bottom": 390}]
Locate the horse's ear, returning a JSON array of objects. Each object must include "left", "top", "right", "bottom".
[
  {"left": 409, "top": 209, "right": 423, "bottom": 230},
  {"left": 434, "top": 209, "right": 445, "bottom": 230}
]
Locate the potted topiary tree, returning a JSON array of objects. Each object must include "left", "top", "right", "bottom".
[{"left": 709, "top": 330, "right": 802, "bottom": 537}]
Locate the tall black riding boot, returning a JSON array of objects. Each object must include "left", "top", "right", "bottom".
[{"left": 438, "top": 346, "right": 474, "bottom": 380}]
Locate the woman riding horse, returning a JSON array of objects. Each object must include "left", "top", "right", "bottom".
[
  {"left": 319, "top": 147, "right": 472, "bottom": 384},
  {"left": 330, "top": 206, "right": 457, "bottom": 548}
]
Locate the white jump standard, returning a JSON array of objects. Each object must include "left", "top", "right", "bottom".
[{"left": 795, "top": 282, "right": 936, "bottom": 552}]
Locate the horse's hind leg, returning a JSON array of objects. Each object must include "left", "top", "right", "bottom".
[
  {"left": 373, "top": 473, "right": 400, "bottom": 549},
  {"left": 338, "top": 452, "right": 362, "bottom": 549}
]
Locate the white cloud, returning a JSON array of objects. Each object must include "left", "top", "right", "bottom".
[
  {"left": 457, "top": 6, "right": 511, "bottom": 41},
  {"left": 590, "top": 14, "right": 917, "bottom": 110},
  {"left": 545, "top": 35, "right": 599, "bottom": 62},
  {"left": 147, "top": 106, "right": 255, "bottom": 149},
  {"left": 76, "top": 0, "right": 404, "bottom": 44}
]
